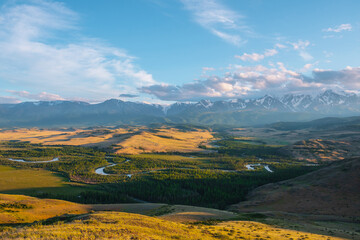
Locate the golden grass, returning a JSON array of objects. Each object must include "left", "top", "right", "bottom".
[
  {"left": 0, "top": 211, "right": 344, "bottom": 239},
  {"left": 0, "top": 166, "right": 67, "bottom": 192},
  {"left": 0, "top": 194, "right": 89, "bottom": 224},
  {"left": 0, "top": 194, "right": 345, "bottom": 239},
  {"left": 0, "top": 128, "right": 129, "bottom": 146},
  {"left": 116, "top": 128, "right": 213, "bottom": 154},
  {"left": 0, "top": 211, "right": 214, "bottom": 240},
  {"left": 0, "top": 127, "right": 214, "bottom": 154},
  {"left": 90, "top": 203, "right": 237, "bottom": 223},
  {"left": 0, "top": 165, "right": 91, "bottom": 197},
  {"left": 205, "top": 220, "right": 345, "bottom": 240}
]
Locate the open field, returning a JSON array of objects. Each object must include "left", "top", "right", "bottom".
[
  {"left": 0, "top": 128, "right": 124, "bottom": 146},
  {"left": 114, "top": 127, "right": 213, "bottom": 154},
  {"left": 0, "top": 165, "right": 95, "bottom": 198},
  {"left": 0, "top": 126, "right": 215, "bottom": 154}
]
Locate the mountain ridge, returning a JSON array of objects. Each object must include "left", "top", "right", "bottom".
[{"left": 1, "top": 90, "right": 359, "bottom": 127}]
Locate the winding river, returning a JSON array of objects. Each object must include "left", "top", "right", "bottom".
[
  {"left": 94, "top": 159, "right": 135, "bottom": 178},
  {"left": 94, "top": 158, "right": 275, "bottom": 177},
  {"left": 245, "top": 163, "right": 273, "bottom": 173},
  {"left": 7, "top": 157, "right": 59, "bottom": 163}
]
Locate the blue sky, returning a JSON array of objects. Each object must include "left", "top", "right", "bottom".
[{"left": 0, "top": 0, "right": 359, "bottom": 103}]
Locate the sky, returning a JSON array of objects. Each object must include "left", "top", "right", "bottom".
[{"left": 0, "top": 0, "right": 359, "bottom": 104}]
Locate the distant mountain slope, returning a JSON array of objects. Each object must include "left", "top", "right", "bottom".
[
  {"left": 230, "top": 157, "right": 360, "bottom": 217},
  {"left": 269, "top": 116, "right": 360, "bottom": 131},
  {"left": 0, "top": 90, "right": 359, "bottom": 127}
]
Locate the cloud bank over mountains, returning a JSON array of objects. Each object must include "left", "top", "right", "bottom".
[{"left": 141, "top": 65, "right": 360, "bottom": 101}]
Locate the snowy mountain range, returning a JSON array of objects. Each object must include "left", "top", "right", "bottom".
[
  {"left": 166, "top": 90, "right": 360, "bottom": 114},
  {"left": 0, "top": 90, "right": 359, "bottom": 127}
]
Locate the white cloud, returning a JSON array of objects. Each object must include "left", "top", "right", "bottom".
[
  {"left": 0, "top": 0, "right": 156, "bottom": 103},
  {"left": 235, "top": 48, "right": 278, "bottom": 62},
  {"left": 7, "top": 90, "right": 65, "bottom": 101},
  {"left": 274, "top": 43, "right": 287, "bottom": 49},
  {"left": 289, "top": 40, "right": 313, "bottom": 61},
  {"left": 323, "top": 23, "right": 352, "bottom": 33},
  {"left": 141, "top": 65, "right": 360, "bottom": 101},
  {"left": 202, "top": 67, "right": 215, "bottom": 73},
  {"left": 300, "top": 62, "right": 318, "bottom": 72},
  {"left": 290, "top": 40, "right": 309, "bottom": 50},
  {"left": 181, "top": 0, "right": 250, "bottom": 46},
  {"left": 0, "top": 95, "right": 20, "bottom": 104}
]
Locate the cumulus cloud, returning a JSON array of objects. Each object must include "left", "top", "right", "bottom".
[
  {"left": 300, "top": 62, "right": 318, "bottom": 72},
  {"left": 7, "top": 90, "right": 65, "bottom": 101},
  {"left": 181, "top": 0, "right": 250, "bottom": 46},
  {"left": 323, "top": 23, "right": 352, "bottom": 33},
  {"left": 235, "top": 48, "right": 278, "bottom": 62},
  {"left": 140, "top": 65, "right": 360, "bottom": 101},
  {"left": 0, "top": 0, "right": 156, "bottom": 102},
  {"left": 302, "top": 67, "right": 360, "bottom": 89}
]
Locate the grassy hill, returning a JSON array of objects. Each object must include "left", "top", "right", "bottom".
[
  {"left": 231, "top": 157, "right": 360, "bottom": 218},
  {"left": 0, "top": 194, "right": 89, "bottom": 224},
  {"left": 0, "top": 203, "right": 344, "bottom": 239}
]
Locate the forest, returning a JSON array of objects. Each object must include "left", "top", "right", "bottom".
[{"left": 0, "top": 140, "right": 320, "bottom": 209}]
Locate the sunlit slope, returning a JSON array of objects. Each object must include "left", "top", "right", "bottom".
[
  {"left": 115, "top": 128, "right": 213, "bottom": 154},
  {"left": 0, "top": 211, "right": 344, "bottom": 240},
  {"left": 0, "top": 127, "right": 214, "bottom": 154},
  {"left": 91, "top": 203, "right": 237, "bottom": 223},
  {"left": 0, "top": 194, "right": 89, "bottom": 224},
  {"left": 0, "top": 128, "right": 128, "bottom": 146}
]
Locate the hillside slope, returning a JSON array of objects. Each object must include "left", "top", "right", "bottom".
[
  {"left": 0, "top": 211, "right": 344, "bottom": 240},
  {"left": 0, "top": 194, "right": 89, "bottom": 224},
  {"left": 230, "top": 157, "right": 360, "bottom": 218}
]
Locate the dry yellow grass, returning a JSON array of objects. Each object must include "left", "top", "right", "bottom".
[
  {"left": 0, "top": 211, "right": 344, "bottom": 240},
  {"left": 0, "top": 194, "right": 345, "bottom": 239},
  {"left": 0, "top": 127, "right": 214, "bottom": 154},
  {"left": 0, "top": 128, "right": 129, "bottom": 146},
  {"left": 0, "top": 166, "right": 68, "bottom": 192},
  {"left": 206, "top": 220, "right": 345, "bottom": 240},
  {"left": 115, "top": 128, "right": 213, "bottom": 154},
  {"left": 90, "top": 203, "right": 237, "bottom": 223},
  {"left": 0, "top": 194, "right": 89, "bottom": 224}
]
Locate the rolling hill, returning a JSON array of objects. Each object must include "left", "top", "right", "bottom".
[{"left": 230, "top": 157, "right": 360, "bottom": 218}]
